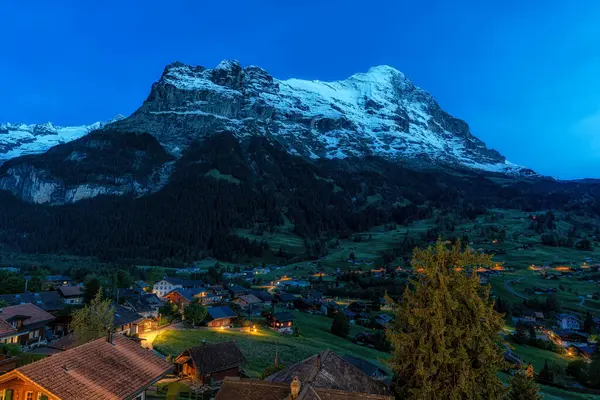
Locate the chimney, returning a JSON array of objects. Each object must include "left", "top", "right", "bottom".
[
  {"left": 290, "top": 376, "right": 300, "bottom": 400},
  {"left": 106, "top": 328, "right": 112, "bottom": 344}
]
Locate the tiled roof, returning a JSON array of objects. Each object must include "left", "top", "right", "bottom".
[
  {"left": 342, "top": 355, "right": 387, "bottom": 377},
  {"left": 183, "top": 341, "right": 246, "bottom": 374},
  {"left": 207, "top": 306, "right": 237, "bottom": 320},
  {"left": 0, "top": 303, "right": 55, "bottom": 329},
  {"left": 0, "top": 291, "right": 65, "bottom": 312},
  {"left": 12, "top": 334, "right": 172, "bottom": 400},
  {"left": 0, "top": 318, "right": 17, "bottom": 339},
  {"left": 235, "top": 294, "right": 263, "bottom": 305},
  {"left": 167, "top": 288, "right": 204, "bottom": 302},
  {"left": 266, "top": 350, "right": 389, "bottom": 396},
  {"left": 251, "top": 290, "right": 274, "bottom": 302},
  {"left": 113, "top": 305, "right": 144, "bottom": 327},
  {"left": 57, "top": 285, "right": 84, "bottom": 298},
  {"left": 216, "top": 377, "right": 393, "bottom": 400}
]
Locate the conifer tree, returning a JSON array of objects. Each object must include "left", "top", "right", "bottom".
[
  {"left": 386, "top": 239, "right": 505, "bottom": 399},
  {"left": 71, "top": 291, "right": 115, "bottom": 345},
  {"left": 507, "top": 366, "right": 542, "bottom": 400}
]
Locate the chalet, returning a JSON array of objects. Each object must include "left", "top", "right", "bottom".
[
  {"left": 117, "top": 288, "right": 144, "bottom": 302},
  {"left": 113, "top": 305, "right": 145, "bottom": 335},
  {"left": 304, "top": 290, "right": 323, "bottom": 303},
  {"left": 206, "top": 306, "right": 237, "bottom": 328},
  {"left": 227, "top": 285, "right": 250, "bottom": 298},
  {"left": 153, "top": 277, "right": 204, "bottom": 298},
  {"left": 24, "top": 275, "right": 74, "bottom": 291},
  {"left": 163, "top": 288, "right": 204, "bottom": 308},
  {"left": 0, "top": 292, "right": 64, "bottom": 313},
  {"left": 252, "top": 267, "right": 271, "bottom": 275},
  {"left": 556, "top": 313, "right": 582, "bottom": 331},
  {"left": 293, "top": 298, "right": 320, "bottom": 313},
  {"left": 250, "top": 290, "right": 273, "bottom": 306},
  {"left": 278, "top": 280, "right": 310, "bottom": 289},
  {"left": 174, "top": 341, "right": 246, "bottom": 385},
  {"left": 232, "top": 294, "right": 263, "bottom": 316},
  {"left": 263, "top": 350, "right": 390, "bottom": 397},
  {"left": 57, "top": 286, "right": 84, "bottom": 305},
  {"left": 0, "top": 334, "right": 171, "bottom": 400},
  {"left": 124, "top": 293, "right": 164, "bottom": 319},
  {"left": 0, "top": 304, "right": 55, "bottom": 346},
  {"left": 209, "top": 285, "right": 229, "bottom": 302},
  {"left": 269, "top": 312, "right": 294, "bottom": 332},
  {"left": 348, "top": 301, "right": 369, "bottom": 313},
  {"left": 342, "top": 355, "right": 389, "bottom": 381},
  {"left": 275, "top": 292, "right": 296, "bottom": 308}
]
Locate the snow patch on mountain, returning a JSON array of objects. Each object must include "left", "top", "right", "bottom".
[{"left": 0, "top": 115, "right": 125, "bottom": 162}]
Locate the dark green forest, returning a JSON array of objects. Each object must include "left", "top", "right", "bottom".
[{"left": 1, "top": 132, "right": 600, "bottom": 264}]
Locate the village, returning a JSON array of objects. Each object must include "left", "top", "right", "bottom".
[{"left": 0, "top": 240, "right": 598, "bottom": 400}]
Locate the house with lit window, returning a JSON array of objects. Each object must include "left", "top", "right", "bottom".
[
  {"left": 269, "top": 312, "right": 294, "bottom": 332},
  {"left": 56, "top": 286, "right": 84, "bottom": 305},
  {"left": 152, "top": 277, "right": 204, "bottom": 298},
  {"left": 0, "top": 304, "right": 55, "bottom": 346},
  {"left": 0, "top": 334, "right": 171, "bottom": 400},
  {"left": 205, "top": 306, "right": 237, "bottom": 328}
]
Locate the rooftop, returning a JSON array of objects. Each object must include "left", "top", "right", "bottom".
[
  {"left": 0, "top": 291, "right": 65, "bottom": 312},
  {"left": 113, "top": 305, "right": 144, "bottom": 327},
  {"left": 266, "top": 350, "right": 389, "bottom": 396},
  {"left": 0, "top": 303, "right": 55, "bottom": 330},
  {"left": 0, "top": 334, "right": 172, "bottom": 400},
  {"left": 57, "top": 285, "right": 84, "bottom": 298},
  {"left": 216, "top": 376, "right": 393, "bottom": 400},
  {"left": 207, "top": 306, "right": 238, "bottom": 320},
  {"left": 178, "top": 341, "right": 246, "bottom": 374}
]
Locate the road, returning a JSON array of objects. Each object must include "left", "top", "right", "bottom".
[
  {"left": 578, "top": 295, "right": 596, "bottom": 311},
  {"left": 504, "top": 276, "right": 529, "bottom": 300}
]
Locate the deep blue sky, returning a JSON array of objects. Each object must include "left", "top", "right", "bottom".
[{"left": 1, "top": 0, "right": 599, "bottom": 179}]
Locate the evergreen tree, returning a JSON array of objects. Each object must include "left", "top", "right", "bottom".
[
  {"left": 71, "top": 291, "right": 114, "bottom": 345},
  {"left": 183, "top": 300, "right": 208, "bottom": 326},
  {"left": 584, "top": 313, "right": 597, "bottom": 334},
  {"left": 589, "top": 346, "right": 600, "bottom": 388},
  {"left": 386, "top": 239, "right": 505, "bottom": 399},
  {"left": 331, "top": 312, "right": 350, "bottom": 338},
  {"left": 83, "top": 276, "right": 102, "bottom": 304},
  {"left": 507, "top": 367, "right": 542, "bottom": 400},
  {"left": 538, "top": 361, "right": 553, "bottom": 383}
]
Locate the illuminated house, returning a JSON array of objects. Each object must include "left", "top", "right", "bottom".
[
  {"left": 0, "top": 304, "right": 55, "bottom": 346},
  {"left": 0, "top": 334, "right": 171, "bottom": 400},
  {"left": 270, "top": 312, "right": 294, "bottom": 332}
]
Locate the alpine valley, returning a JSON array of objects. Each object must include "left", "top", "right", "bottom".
[{"left": 0, "top": 60, "right": 599, "bottom": 264}]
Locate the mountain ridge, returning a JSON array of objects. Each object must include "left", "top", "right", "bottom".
[{"left": 0, "top": 60, "right": 537, "bottom": 204}]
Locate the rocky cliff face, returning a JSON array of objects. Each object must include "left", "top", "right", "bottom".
[
  {"left": 0, "top": 131, "right": 174, "bottom": 204},
  {"left": 112, "top": 60, "right": 529, "bottom": 174}
]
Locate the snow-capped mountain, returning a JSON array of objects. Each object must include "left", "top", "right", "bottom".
[
  {"left": 0, "top": 115, "right": 125, "bottom": 163},
  {"left": 112, "top": 60, "right": 533, "bottom": 175},
  {"left": 0, "top": 60, "right": 537, "bottom": 205}
]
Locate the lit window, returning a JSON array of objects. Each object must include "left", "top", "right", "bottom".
[{"left": 26, "top": 392, "right": 33, "bottom": 400}]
